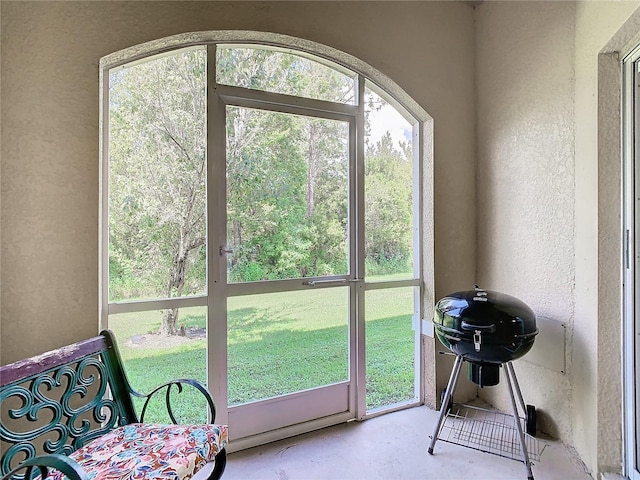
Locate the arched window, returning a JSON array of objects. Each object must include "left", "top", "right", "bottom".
[{"left": 100, "top": 32, "right": 432, "bottom": 447}]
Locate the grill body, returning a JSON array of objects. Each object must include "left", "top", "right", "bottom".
[{"left": 433, "top": 288, "right": 538, "bottom": 365}]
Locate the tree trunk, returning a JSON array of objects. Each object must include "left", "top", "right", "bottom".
[
  {"left": 160, "top": 308, "right": 179, "bottom": 336},
  {"left": 159, "top": 235, "right": 205, "bottom": 335},
  {"left": 306, "top": 122, "right": 318, "bottom": 217}
]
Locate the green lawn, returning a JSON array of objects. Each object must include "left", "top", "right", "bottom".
[{"left": 109, "top": 284, "right": 416, "bottom": 423}]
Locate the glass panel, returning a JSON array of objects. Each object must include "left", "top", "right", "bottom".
[
  {"left": 227, "top": 288, "right": 349, "bottom": 406},
  {"left": 226, "top": 106, "right": 349, "bottom": 282},
  {"left": 364, "top": 86, "right": 415, "bottom": 281},
  {"left": 108, "top": 307, "right": 208, "bottom": 423},
  {"left": 365, "top": 287, "right": 416, "bottom": 410},
  {"left": 108, "top": 48, "right": 207, "bottom": 303},
  {"left": 216, "top": 45, "right": 357, "bottom": 105}
]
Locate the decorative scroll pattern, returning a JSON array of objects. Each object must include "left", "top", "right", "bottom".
[
  {"left": 135, "top": 379, "right": 216, "bottom": 424},
  {"left": 1, "top": 356, "right": 122, "bottom": 477}
]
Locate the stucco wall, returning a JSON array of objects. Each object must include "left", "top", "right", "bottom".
[
  {"left": 476, "top": 1, "right": 640, "bottom": 477},
  {"left": 0, "top": 0, "right": 476, "bottom": 401},
  {"left": 475, "top": 0, "right": 576, "bottom": 441}
]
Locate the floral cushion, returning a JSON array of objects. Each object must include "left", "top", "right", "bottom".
[{"left": 47, "top": 423, "right": 228, "bottom": 480}]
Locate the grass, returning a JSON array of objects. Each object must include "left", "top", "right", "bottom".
[{"left": 109, "top": 283, "right": 416, "bottom": 423}]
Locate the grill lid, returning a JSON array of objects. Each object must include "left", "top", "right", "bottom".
[{"left": 433, "top": 287, "right": 538, "bottom": 365}]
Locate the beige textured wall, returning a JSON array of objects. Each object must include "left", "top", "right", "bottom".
[
  {"left": 475, "top": 0, "right": 576, "bottom": 441},
  {"left": 0, "top": 0, "right": 476, "bottom": 388},
  {"left": 476, "top": 1, "right": 640, "bottom": 476}
]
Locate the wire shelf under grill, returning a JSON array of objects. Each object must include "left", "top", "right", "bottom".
[{"left": 436, "top": 404, "right": 547, "bottom": 463}]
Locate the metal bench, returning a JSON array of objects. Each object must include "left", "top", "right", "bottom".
[{"left": 0, "top": 330, "right": 228, "bottom": 480}]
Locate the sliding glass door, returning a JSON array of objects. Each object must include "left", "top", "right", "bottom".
[{"left": 623, "top": 45, "right": 640, "bottom": 480}]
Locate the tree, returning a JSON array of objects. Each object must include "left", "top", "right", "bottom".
[
  {"left": 221, "top": 48, "right": 351, "bottom": 281},
  {"left": 364, "top": 133, "right": 414, "bottom": 274},
  {"left": 109, "top": 46, "right": 413, "bottom": 336},
  {"left": 109, "top": 49, "right": 207, "bottom": 335}
]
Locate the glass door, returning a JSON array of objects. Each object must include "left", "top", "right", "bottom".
[
  {"left": 634, "top": 54, "right": 640, "bottom": 480},
  {"left": 623, "top": 46, "right": 640, "bottom": 480},
  {"left": 221, "top": 103, "right": 356, "bottom": 439}
]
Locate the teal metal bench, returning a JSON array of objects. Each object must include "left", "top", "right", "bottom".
[{"left": 0, "top": 330, "right": 228, "bottom": 480}]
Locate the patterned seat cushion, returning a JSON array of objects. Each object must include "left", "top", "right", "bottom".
[{"left": 47, "top": 423, "right": 229, "bottom": 480}]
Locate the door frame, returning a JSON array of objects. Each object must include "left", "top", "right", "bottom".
[
  {"left": 212, "top": 74, "right": 360, "bottom": 443},
  {"left": 622, "top": 43, "right": 640, "bottom": 480}
]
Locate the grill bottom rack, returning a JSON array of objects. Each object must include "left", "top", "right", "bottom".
[
  {"left": 428, "top": 356, "right": 542, "bottom": 480},
  {"left": 438, "top": 403, "right": 547, "bottom": 462}
]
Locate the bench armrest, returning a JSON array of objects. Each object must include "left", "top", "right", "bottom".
[
  {"left": 0, "top": 454, "right": 87, "bottom": 480},
  {"left": 133, "top": 378, "right": 218, "bottom": 424}
]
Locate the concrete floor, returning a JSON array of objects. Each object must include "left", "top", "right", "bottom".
[{"left": 224, "top": 405, "right": 592, "bottom": 480}]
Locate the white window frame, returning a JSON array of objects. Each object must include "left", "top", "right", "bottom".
[{"left": 99, "top": 32, "right": 434, "bottom": 446}]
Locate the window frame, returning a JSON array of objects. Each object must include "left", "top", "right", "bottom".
[
  {"left": 99, "top": 33, "right": 434, "bottom": 444},
  {"left": 623, "top": 43, "right": 640, "bottom": 480}
]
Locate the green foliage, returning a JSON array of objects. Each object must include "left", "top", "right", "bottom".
[
  {"left": 108, "top": 252, "right": 147, "bottom": 300},
  {"left": 230, "top": 261, "right": 265, "bottom": 282},
  {"left": 216, "top": 46, "right": 356, "bottom": 104},
  {"left": 365, "top": 256, "right": 411, "bottom": 277},
  {"left": 109, "top": 46, "right": 415, "bottom": 304},
  {"left": 109, "top": 49, "right": 207, "bottom": 306},
  {"left": 225, "top": 105, "right": 350, "bottom": 281},
  {"left": 365, "top": 132, "right": 414, "bottom": 270}
]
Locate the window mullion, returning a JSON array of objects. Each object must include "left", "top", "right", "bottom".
[
  {"left": 354, "top": 74, "right": 366, "bottom": 419},
  {"left": 217, "top": 85, "right": 357, "bottom": 122},
  {"left": 99, "top": 67, "right": 111, "bottom": 332},
  {"left": 208, "top": 43, "right": 229, "bottom": 424}
]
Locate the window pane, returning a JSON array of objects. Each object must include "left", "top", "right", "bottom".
[
  {"left": 365, "top": 287, "right": 416, "bottom": 410},
  {"left": 227, "top": 288, "right": 349, "bottom": 406},
  {"left": 226, "top": 106, "right": 349, "bottom": 282},
  {"left": 108, "top": 48, "right": 207, "bottom": 302},
  {"left": 364, "top": 86, "right": 415, "bottom": 280},
  {"left": 108, "top": 307, "right": 208, "bottom": 423},
  {"left": 216, "top": 45, "right": 357, "bottom": 105}
]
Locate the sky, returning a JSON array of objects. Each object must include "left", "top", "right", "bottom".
[{"left": 366, "top": 93, "right": 413, "bottom": 152}]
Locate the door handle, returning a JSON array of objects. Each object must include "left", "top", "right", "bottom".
[{"left": 302, "top": 279, "right": 350, "bottom": 288}]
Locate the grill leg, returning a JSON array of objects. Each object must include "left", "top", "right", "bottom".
[
  {"left": 506, "top": 362, "right": 527, "bottom": 417},
  {"left": 428, "top": 354, "right": 464, "bottom": 455},
  {"left": 504, "top": 362, "right": 534, "bottom": 480}
]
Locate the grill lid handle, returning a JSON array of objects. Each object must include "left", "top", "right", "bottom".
[
  {"left": 473, "top": 330, "right": 482, "bottom": 352},
  {"left": 461, "top": 321, "right": 496, "bottom": 333}
]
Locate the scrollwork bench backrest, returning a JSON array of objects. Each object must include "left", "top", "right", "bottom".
[{"left": 0, "top": 331, "right": 138, "bottom": 477}]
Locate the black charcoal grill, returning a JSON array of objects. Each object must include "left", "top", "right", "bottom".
[
  {"left": 428, "top": 286, "right": 540, "bottom": 480},
  {"left": 433, "top": 287, "right": 538, "bottom": 386}
]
